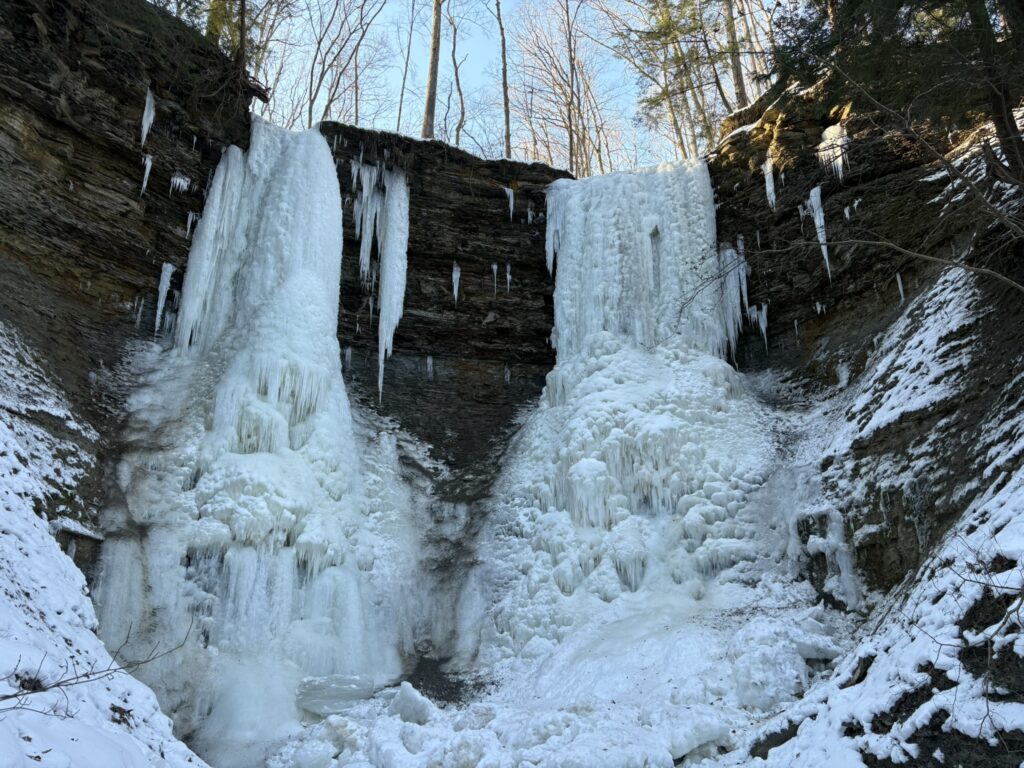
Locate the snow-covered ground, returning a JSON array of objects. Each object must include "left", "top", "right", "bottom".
[{"left": 0, "top": 320, "right": 203, "bottom": 767}]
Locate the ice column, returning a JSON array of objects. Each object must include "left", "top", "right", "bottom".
[
  {"left": 140, "top": 88, "right": 155, "bottom": 147},
  {"left": 761, "top": 156, "right": 776, "bottom": 210},
  {"left": 350, "top": 160, "right": 411, "bottom": 396},
  {"left": 97, "top": 121, "right": 412, "bottom": 768},
  {"left": 817, "top": 124, "right": 850, "bottom": 181},
  {"left": 154, "top": 263, "right": 175, "bottom": 336},
  {"left": 807, "top": 186, "right": 831, "bottom": 282},
  {"left": 545, "top": 160, "right": 732, "bottom": 358},
  {"left": 504, "top": 186, "right": 514, "bottom": 220}
]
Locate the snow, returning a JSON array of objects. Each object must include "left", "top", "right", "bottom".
[
  {"left": 153, "top": 262, "right": 174, "bottom": 337},
  {"left": 0, "top": 320, "right": 200, "bottom": 768},
  {"left": 762, "top": 156, "right": 776, "bottom": 210},
  {"left": 721, "top": 272, "right": 1024, "bottom": 765},
  {"left": 140, "top": 88, "right": 155, "bottom": 147},
  {"left": 817, "top": 124, "right": 850, "bottom": 181},
  {"left": 807, "top": 186, "right": 831, "bottom": 282}
]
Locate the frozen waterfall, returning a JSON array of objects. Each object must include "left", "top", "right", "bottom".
[{"left": 94, "top": 121, "right": 422, "bottom": 768}]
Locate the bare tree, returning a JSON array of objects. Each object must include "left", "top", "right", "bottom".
[
  {"left": 490, "top": 0, "right": 512, "bottom": 158},
  {"left": 396, "top": 0, "right": 421, "bottom": 131},
  {"left": 422, "top": 0, "right": 446, "bottom": 138},
  {"left": 446, "top": 4, "right": 468, "bottom": 146}
]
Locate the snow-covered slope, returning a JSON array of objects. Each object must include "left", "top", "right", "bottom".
[{"left": 0, "top": 320, "right": 204, "bottom": 768}]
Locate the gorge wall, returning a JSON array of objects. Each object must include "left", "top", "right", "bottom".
[
  {"left": 2, "top": 1, "right": 1023, "bottom": 765},
  {"left": 0, "top": 0, "right": 566, "bottom": 549}
]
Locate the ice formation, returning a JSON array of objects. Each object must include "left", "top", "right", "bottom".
[
  {"left": 94, "top": 121, "right": 423, "bottom": 768},
  {"left": 426, "top": 355, "right": 434, "bottom": 380},
  {"left": 896, "top": 271, "right": 906, "bottom": 303},
  {"left": 350, "top": 159, "right": 410, "bottom": 396},
  {"left": 451, "top": 261, "right": 460, "bottom": 303},
  {"left": 506, "top": 262, "right": 512, "bottom": 293},
  {"left": 807, "top": 185, "right": 831, "bottom": 281},
  {"left": 491, "top": 261, "right": 498, "bottom": 296},
  {"left": 153, "top": 262, "right": 174, "bottom": 336},
  {"left": 169, "top": 171, "right": 191, "bottom": 195},
  {"left": 186, "top": 210, "right": 199, "bottom": 238},
  {"left": 762, "top": 155, "right": 776, "bottom": 209},
  {"left": 503, "top": 186, "right": 514, "bottom": 221},
  {"left": 140, "top": 88, "right": 155, "bottom": 147},
  {"left": 0, "top": 321, "right": 202, "bottom": 767},
  {"left": 817, "top": 124, "right": 850, "bottom": 181},
  {"left": 140, "top": 154, "right": 152, "bottom": 195}
]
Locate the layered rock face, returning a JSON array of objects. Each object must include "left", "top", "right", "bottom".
[
  {"left": 711, "top": 86, "right": 1024, "bottom": 764},
  {"left": 0, "top": 0, "right": 249, "bottom": 536},
  {"left": 710, "top": 87, "right": 1023, "bottom": 592},
  {"left": 0, "top": 0, "right": 567, "bottom": 537},
  {"left": 320, "top": 123, "right": 567, "bottom": 502}
]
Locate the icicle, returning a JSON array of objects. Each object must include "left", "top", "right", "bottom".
[
  {"left": 154, "top": 263, "right": 175, "bottom": 336},
  {"left": 492, "top": 262, "right": 498, "bottom": 297},
  {"left": 896, "top": 272, "right": 906, "bottom": 303},
  {"left": 426, "top": 355, "right": 434, "bottom": 381},
  {"left": 527, "top": 203, "right": 535, "bottom": 224},
  {"left": 344, "top": 346, "right": 352, "bottom": 368},
  {"left": 452, "top": 262, "right": 461, "bottom": 304},
  {"left": 134, "top": 298, "right": 145, "bottom": 328},
  {"left": 140, "top": 154, "right": 153, "bottom": 195},
  {"left": 351, "top": 160, "right": 382, "bottom": 285},
  {"left": 793, "top": 319, "right": 799, "bottom": 343},
  {"left": 761, "top": 156, "right": 776, "bottom": 210},
  {"left": 854, "top": 197, "right": 862, "bottom": 211},
  {"left": 746, "top": 303, "right": 768, "bottom": 352},
  {"left": 192, "top": 135, "right": 197, "bottom": 152},
  {"left": 140, "top": 88, "right": 155, "bottom": 147},
  {"left": 807, "top": 186, "right": 831, "bottom": 283},
  {"left": 504, "top": 186, "right": 514, "bottom": 221},
  {"left": 506, "top": 262, "right": 512, "bottom": 294},
  {"left": 815, "top": 301, "right": 825, "bottom": 315},
  {"left": 756, "top": 231, "right": 760, "bottom": 249},
  {"left": 170, "top": 172, "right": 192, "bottom": 195},
  {"left": 186, "top": 211, "right": 199, "bottom": 239},
  {"left": 817, "top": 124, "right": 850, "bottom": 181},
  {"left": 780, "top": 171, "right": 786, "bottom": 186},
  {"left": 375, "top": 168, "right": 410, "bottom": 399},
  {"left": 504, "top": 365, "right": 511, "bottom": 384},
  {"left": 843, "top": 206, "right": 850, "bottom": 220}
]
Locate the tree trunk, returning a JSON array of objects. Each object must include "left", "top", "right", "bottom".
[
  {"left": 966, "top": 0, "right": 1024, "bottom": 182},
  {"left": 448, "top": 12, "right": 465, "bottom": 146},
  {"left": 397, "top": 0, "right": 417, "bottom": 131},
  {"left": 723, "top": 0, "right": 749, "bottom": 109},
  {"left": 562, "top": 0, "right": 576, "bottom": 174},
  {"left": 495, "top": 0, "right": 512, "bottom": 158},
  {"left": 421, "top": 0, "right": 445, "bottom": 139}
]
